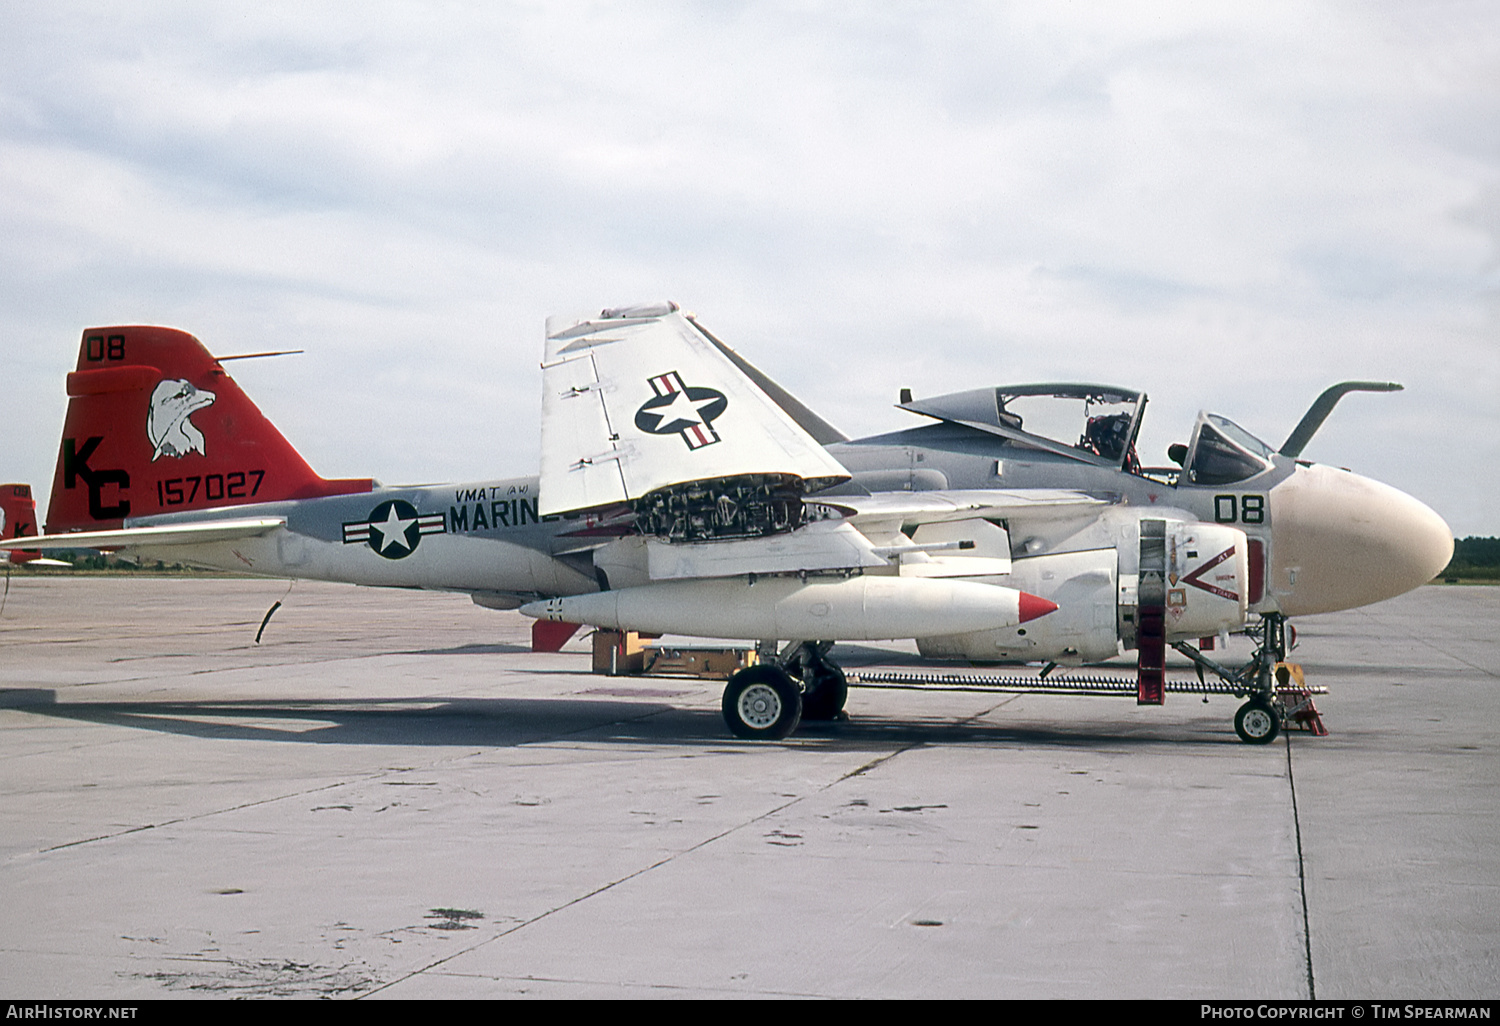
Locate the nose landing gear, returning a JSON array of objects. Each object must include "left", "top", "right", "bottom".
[{"left": 1173, "top": 612, "right": 1326, "bottom": 745}]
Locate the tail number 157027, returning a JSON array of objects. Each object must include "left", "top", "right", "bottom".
[{"left": 156, "top": 471, "right": 265, "bottom": 507}]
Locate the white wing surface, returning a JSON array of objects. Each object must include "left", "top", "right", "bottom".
[
  {"left": 539, "top": 303, "right": 850, "bottom": 516},
  {"left": 807, "top": 489, "right": 1111, "bottom": 533}
]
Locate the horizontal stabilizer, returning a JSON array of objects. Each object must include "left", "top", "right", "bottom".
[{"left": 6, "top": 517, "right": 286, "bottom": 552}]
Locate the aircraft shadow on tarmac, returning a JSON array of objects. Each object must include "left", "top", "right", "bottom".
[
  {"left": 390, "top": 643, "right": 535, "bottom": 657},
  {"left": 1, "top": 688, "right": 1246, "bottom": 749}
]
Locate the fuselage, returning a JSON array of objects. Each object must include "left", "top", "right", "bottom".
[
  {"left": 42, "top": 319, "right": 1450, "bottom": 671},
  {"left": 123, "top": 475, "right": 599, "bottom": 606},
  {"left": 116, "top": 416, "right": 1451, "bottom": 625}
]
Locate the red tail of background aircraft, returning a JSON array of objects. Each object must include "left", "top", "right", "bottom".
[{"left": 2, "top": 483, "right": 40, "bottom": 562}]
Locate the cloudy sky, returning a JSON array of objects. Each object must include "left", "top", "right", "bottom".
[{"left": 3, "top": 2, "right": 1496, "bottom": 535}]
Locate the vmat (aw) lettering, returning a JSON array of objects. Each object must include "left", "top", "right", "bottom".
[{"left": 14, "top": 304, "right": 1453, "bottom": 743}]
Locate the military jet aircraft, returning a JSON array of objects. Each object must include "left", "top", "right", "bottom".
[
  {"left": 13, "top": 307, "right": 1452, "bottom": 744},
  {"left": 521, "top": 303, "right": 1452, "bottom": 743}
]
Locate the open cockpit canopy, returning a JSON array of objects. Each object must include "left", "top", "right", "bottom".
[
  {"left": 1182, "top": 412, "right": 1277, "bottom": 485},
  {"left": 899, "top": 384, "right": 1147, "bottom": 471}
]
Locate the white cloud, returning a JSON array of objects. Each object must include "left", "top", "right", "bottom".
[{"left": 0, "top": 1, "right": 1495, "bottom": 534}]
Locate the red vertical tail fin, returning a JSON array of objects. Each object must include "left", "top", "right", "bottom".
[
  {"left": 47, "top": 327, "right": 372, "bottom": 533},
  {"left": 2, "top": 483, "right": 40, "bottom": 562}
]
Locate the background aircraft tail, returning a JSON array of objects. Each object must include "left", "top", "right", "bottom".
[
  {"left": 2, "top": 483, "right": 40, "bottom": 562},
  {"left": 47, "top": 326, "right": 372, "bottom": 533}
]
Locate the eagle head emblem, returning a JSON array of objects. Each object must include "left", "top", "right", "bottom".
[{"left": 147, "top": 379, "right": 216, "bottom": 461}]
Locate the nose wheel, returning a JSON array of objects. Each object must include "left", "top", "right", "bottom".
[{"left": 1234, "top": 698, "right": 1281, "bottom": 745}]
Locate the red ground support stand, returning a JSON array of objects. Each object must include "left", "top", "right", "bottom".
[
  {"left": 532, "top": 619, "right": 581, "bottom": 653},
  {"left": 1275, "top": 662, "right": 1328, "bottom": 736}
]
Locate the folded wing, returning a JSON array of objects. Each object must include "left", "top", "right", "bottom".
[{"left": 539, "top": 303, "right": 850, "bottom": 518}]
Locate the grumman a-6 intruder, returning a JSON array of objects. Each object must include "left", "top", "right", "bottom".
[
  {"left": 521, "top": 304, "right": 1452, "bottom": 742},
  {"left": 15, "top": 305, "right": 1452, "bottom": 743}
]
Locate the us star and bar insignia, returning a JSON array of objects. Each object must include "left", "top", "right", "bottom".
[
  {"left": 342, "top": 499, "right": 446, "bottom": 560},
  {"left": 634, "top": 371, "right": 728, "bottom": 450}
]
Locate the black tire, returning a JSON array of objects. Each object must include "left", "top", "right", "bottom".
[
  {"left": 800, "top": 662, "right": 848, "bottom": 721},
  {"left": 722, "top": 666, "right": 803, "bottom": 740},
  {"left": 1234, "top": 699, "right": 1281, "bottom": 745}
]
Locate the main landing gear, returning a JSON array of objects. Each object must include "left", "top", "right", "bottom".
[
  {"left": 722, "top": 666, "right": 802, "bottom": 740},
  {"left": 720, "top": 641, "right": 847, "bottom": 740},
  {"left": 782, "top": 641, "right": 848, "bottom": 722}
]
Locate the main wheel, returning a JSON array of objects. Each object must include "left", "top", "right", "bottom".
[
  {"left": 722, "top": 666, "right": 803, "bottom": 740},
  {"left": 1234, "top": 699, "right": 1281, "bottom": 745},
  {"left": 800, "top": 662, "right": 848, "bottom": 721}
]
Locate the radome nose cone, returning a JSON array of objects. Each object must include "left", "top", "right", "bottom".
[
  {"left": 1270, "top": 465, "right": 1453, "bottom": 616},
  {"left": 1404, "top": 495, "right": 1456, "bottom": 576}
]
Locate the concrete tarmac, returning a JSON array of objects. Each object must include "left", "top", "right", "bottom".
[{"left": 0, "top": 577, "right": 1494, "bottom": 999}]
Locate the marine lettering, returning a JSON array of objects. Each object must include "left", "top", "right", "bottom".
[{"left": 441, "top": 492, "right": 543, "bottom": 533}]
